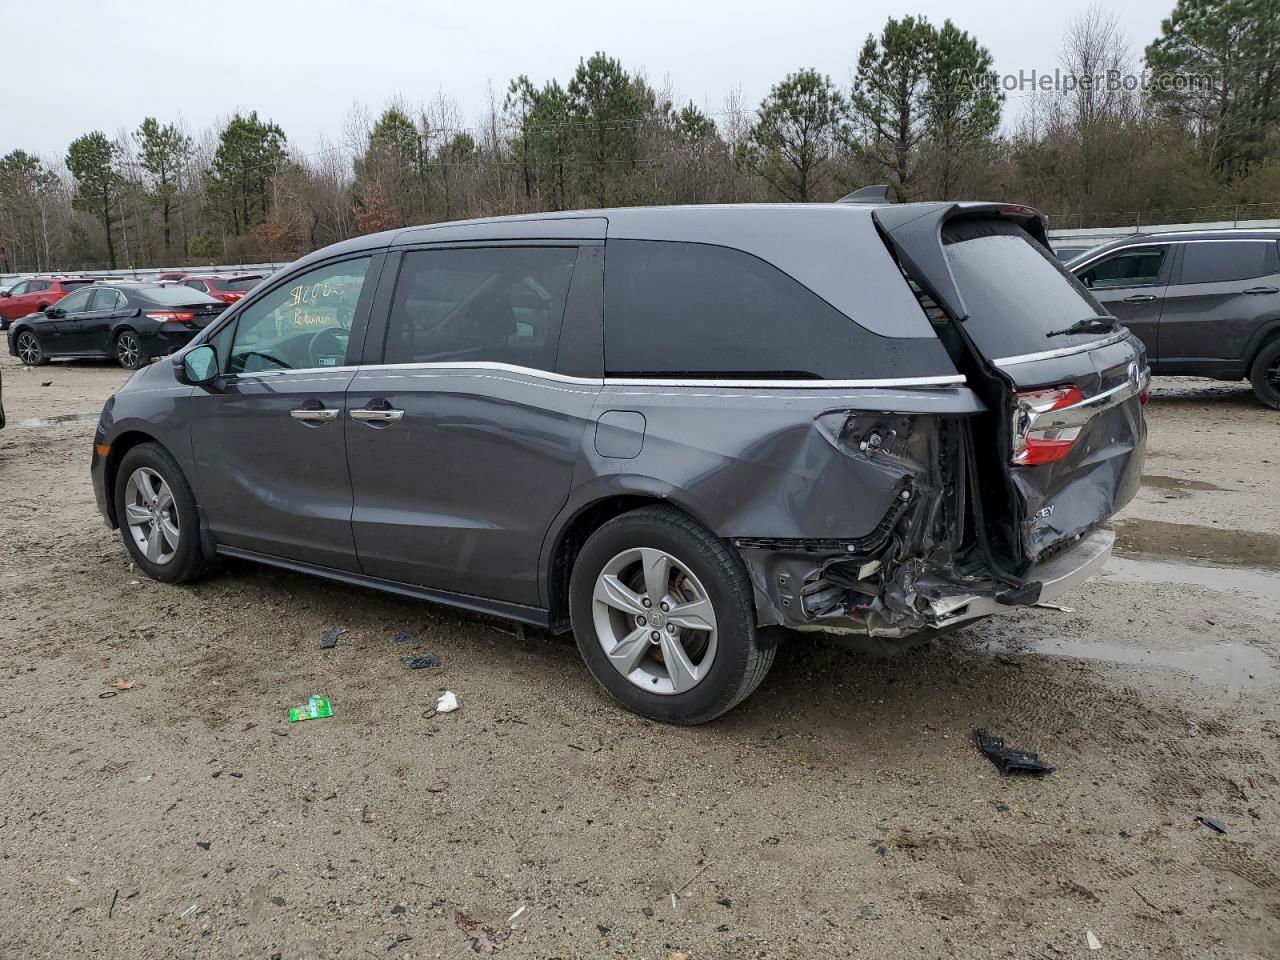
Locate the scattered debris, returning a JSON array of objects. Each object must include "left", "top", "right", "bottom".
[
  {"left": 436, "top": 691, "right": 459, "bottom": 714},
  {"left": 667, "top": 953, "right": 691, "bottom": 960},
  {"left": 1086, "top": 929, "right": 1102, "bottom": 950},
  {"left": 393, "top": 633, "right": 411, "bottom": 645},
  {"left": 270, "top": 896, "right": 286, "bottom": 907},
  {"left": 64, "top": 876, "right": 81, "bottom": 885},
  {"left": 671, "top": 861, "right": 712, "bottom": 901},
  {"left": 107, "top": 678, "right": 135, "bottom": 691},
  {"left": 1196, "top": 815, "right": 1228, "bottom": 834},
  {"left": 108, "top": 889, "right": 119, "bottom": 919},
  {"left": 716, "top": 897, "right": 733, "bottom": 908},
  {"left": 974, "top": 729, "right": 1054, "bottom": 776},
  {"left": 40, "top": 380, "right": 52, "bottom": 387},
  {"left": 196, "top": 840, "right": 211, "bottom": 851},
  {"left": 403, "top": 654, "right": 440, "bottom": 670},
  {"left": 506, "top": 904, "right": 526, "bottom": 923},
  {"left": 178, "top": 904, "right": 200, "bottom": 919},
  {"left": 287, "top": 695, "right": 333, "bottom": 723},
  {"left": 390, "top": 904, "right": 405, "bottom": 915},
  {"left": 642, "top": 906, "right": 654, "bottom": 917},
  {"left": 362, "top": 805, "right": 376, "bottom": 823},
  {"left": 455, "top": 910, "right": 509, "bottom": 953},
  {"left": 994, "top": 803, "right": 1011, "bottom": 813},
  {"left": 1036, "top": 602, "right": 1075, "bottom": 613},
  {"left": 427, "top": 782, "right": 449, "bottom": 794},
  {"left": 856, "top": 905, "right": 874, "bottom": 919},
  {"left": 319, "top": 627, "right": 345, "bottom": 650}
]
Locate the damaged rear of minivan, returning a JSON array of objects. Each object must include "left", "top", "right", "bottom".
[{"left": 746, "top": 201, "right": 1148, "bottom": 643}]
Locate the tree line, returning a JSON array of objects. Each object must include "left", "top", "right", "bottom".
[{"left": 1, "top": 0, "right": 1276, "bottom": 273}]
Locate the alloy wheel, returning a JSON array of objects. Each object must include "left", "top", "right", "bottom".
[
  {"left": 16, "top": 333, "right": 40, "bottom": 365},
  {"left": 116, "top": 333, "right": 140, "bottom": 368},
  {"left": 590, "top": 547, "right": 718, "bottom": 695},
  {"left": 123, "top": 467, "right": 180, "bottom": 565}
]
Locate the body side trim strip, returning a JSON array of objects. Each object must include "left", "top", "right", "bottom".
[{"left": 992, "top": 330, "right": 1131, "bottom": 368}]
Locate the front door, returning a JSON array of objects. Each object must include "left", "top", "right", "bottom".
[
  {"left": 1156, "top": 239, "right": 1280, "bottom": 368},
  {"left": 346, "top": 244, "right": 598, "bottom": 604},
  {"left": 43, "top": 286, "right": 98, "bottom": 351},
  {"left": 188, "top": 255, "right": 379, "bottom": 571},
  {"left": 1076, "top": 244, "right": 1170, "bottom": 360},
  {"left": 60, "top": 286, "right": 124, "bottom": 354}
]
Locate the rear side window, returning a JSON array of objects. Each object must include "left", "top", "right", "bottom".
[
  {"left": 60, "top": 280, "right": 93, "bottom": 289},
  {"left": 604, "top": 240, "right": 896, "bottom": 379},
  {"left": 28, "top": 280, "right": 49, "bottom": 292},
  {"left": 227, "top": 276, "right": 262, "bottom": 291},
  {"left": 89, "top": 288, "right": 123, "bottom": 310},
  {"left": 383, "top": 246, "right": 578, "bottom": 371},
  {"left": 1179, "top": 240, "right": 1275, "bottom": 284},
  {"left": 943, "top": 219, "right": 1109, "bottom": 358},
  {"left": 1082, "top": 247, "right": 1167, "bottom": 289}
]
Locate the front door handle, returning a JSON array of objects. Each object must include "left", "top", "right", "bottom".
[
  {"left": 290, "top": 407, "right": 339, "bottom": 423},
  {"left": 1244, "top": 286, "right": 1279, "bottom": 295},
  {"left": 1123, "top": 294, "right": 1158, "bottom": 303},
  {"left": 350, "top": 408, "right": 405, "bottom": 424}
]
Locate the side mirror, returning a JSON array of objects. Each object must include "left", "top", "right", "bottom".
[
  {"left": 178, "top": 344, "right": 219, "bottom": 385},
  {"left": 46, "top": 306, "right": 65, "bottom": 319},
  {"left": 0, "top": 290, "right": 9, "bottom": 298}
]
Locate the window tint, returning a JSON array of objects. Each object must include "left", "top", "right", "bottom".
[
  {"left": 28, "top": 280, "right": 49, "bottom": 292},
  {"left": 1179, "top": 240, "right": 1273, "bottom": 284},
  {"left": 943, "top": 219, "right": 1109, "bottom": 357},
  {"left": 55, "top": 287, "right": 95, "bottom": 313},
  {"left": 89, "top": 287, "right": 123, "bottom": 310},
  {"left": 143, "top": 285, "right": 221, "bottom": 305},
  {"left": 1083, "top": 247, "right": 1166, "bottom": 289},
  {"left": 228, "top": 258, "right": 371, "bottom": 374},
  {"left": 60, "top": 280, "right": 94, "bottom": 289},
  {"left": 605, "top": 240, "right": 895, "bottom": 379},
  {"left": 226, "top": 276, "right": 262, "bottom": 291},
  {"left": 384, "top": 247, "right": 578, "bottom": 370},
  {"left": 181, "top": 279, "right": 206, "bottom": 290}
]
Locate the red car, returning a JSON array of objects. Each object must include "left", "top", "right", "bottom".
[
  {"left": 0, "top": 276, "right": 96, "bottom": 323},
  {"left": 179, "top": 274, "right": 263, "bottom": 304}
]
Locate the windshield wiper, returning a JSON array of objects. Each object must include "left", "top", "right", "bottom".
[{"left": 1045, "top": 315, "right": 1120, "bottom": 338}]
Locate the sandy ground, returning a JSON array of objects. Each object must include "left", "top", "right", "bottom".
[{"left": 1, "top": 355, "right": 1277, "bottom": 960}]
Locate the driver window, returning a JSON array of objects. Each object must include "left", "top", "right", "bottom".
[
  {"left": 8, "top": 280, "right": 28, "bottom": 296},
  {"left": 227, "top": 258, "right": 371, "bottom": 375},
  {"left": 55, "top": 287, "right": 95, "bottom": 313},
  {"left": 1084, "top": 247, "right": 1167, "bottom": 289},
  {"left": 383, "top": 246, "right": 578, "bottom": 370}
]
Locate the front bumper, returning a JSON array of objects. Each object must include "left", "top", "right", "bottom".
[{"left": 91, "top": 430, "right": 112, "bottom": 526}]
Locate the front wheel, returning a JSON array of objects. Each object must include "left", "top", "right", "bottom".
[
  {"left": 114, "top": 442, "right": 208, "bottom": 583},
  {"left": 1249, "top": 339, "right": 1280, "bottom": 410},
  {"left": 115, "top": 330, "right": 148, "bottom": 369},
  {"left": 15, "top": 331, "right": 47, "bottom": 366},
  {"left": 569, "top": 506, "right": 776, "bottom": 724}
]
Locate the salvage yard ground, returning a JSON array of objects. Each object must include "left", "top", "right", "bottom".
[{"left": 1, "top": 355, "right": 1277, "bottom": 959}]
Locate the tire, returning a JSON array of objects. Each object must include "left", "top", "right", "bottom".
[
  {"left": 1249, "top": 338, "right": 1280, "bottom": 410},
  {"left": 115, "top": 330, "right": 148, "bottom": 370},
  {"left": 15, "top": 330, "right": 47, "bottom": 366},
  {"left": 569, "top": 505, "right": 776, "bottom": 724},
  {"left": 113, "top": 442, "right": 208, "bottom": 583}
]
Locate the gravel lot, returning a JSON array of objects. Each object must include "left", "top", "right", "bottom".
[{"left": 1, "top": 355, "right": 1277, "bottom": 959}]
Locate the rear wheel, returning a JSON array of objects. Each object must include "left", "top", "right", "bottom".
[
  {"left": 113, "top": 442, "right": 207, "bottom": 583},
  {"left": 15, "top": 331, "right": 46, "bottom": 366},
  {"left": 1249, "top": 339, "right": 1280, "bottom": 410},
  {"left": 115, "top": 330, "right": 147, "bottom": 369},
  {"left": 569, "top": 506, "right": 775, "bottom": 724}
]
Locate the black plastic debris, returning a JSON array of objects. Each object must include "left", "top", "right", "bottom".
[
  {"left": 393, "top": 633, "right": 411, "bottom": 645},
  {"left": 403, "top": 654, "right": 440, "bottom": 670},
  {"left": 974, "top": 729, "right": 1054, "bottom": 776},
  {"left": 1196, "top": 815, "right": 1228, "bottom": 834},
  {"left": 320, "top": 627, "right": 345, "bottom": 650}
]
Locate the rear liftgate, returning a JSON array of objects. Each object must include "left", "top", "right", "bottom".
[{"left": 746, "top": 203, "right": 1148, "bottom": 640}]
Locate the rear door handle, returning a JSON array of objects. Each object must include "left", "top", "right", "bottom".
[
  {"left": 290, "top": 407, "right": 338, "bottom": 423},
  {"left": 350, "top": 408, "right": 405, "bottom": 424},
  {"left": 1244, "top": 286, "right": 1279, "bottom": 295},
  {"left": 1122, "top": 294, "right": 1158, "bottom": 303}
]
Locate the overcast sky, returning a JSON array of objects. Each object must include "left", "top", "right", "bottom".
[{"left": 12, "top": 0, "right": 1174, "bottom": 163}]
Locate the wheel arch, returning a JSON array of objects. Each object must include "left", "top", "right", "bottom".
[
  {"left": 542, "top": 489, "right": 717, "bottom": 631},
  {"left": 102, "top": 431, "right": 172, "bottom": 527},
  {"left": 1244, "top": 318, "right": 1280, "bottom": 370}
]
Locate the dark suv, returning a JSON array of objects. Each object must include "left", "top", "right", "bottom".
[
  {"left": 1068, "top": 229, "right": 1280, "bottom": 407},
  {"left": 90, "top": 203, "right": 1148, "bottom": 723}
]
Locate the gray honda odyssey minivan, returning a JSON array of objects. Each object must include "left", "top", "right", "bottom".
[{"left": 91, "top": 201, "right": 1148, "bottom": 723}]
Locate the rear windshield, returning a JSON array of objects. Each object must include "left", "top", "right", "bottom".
[
  {"left": 943, "top": 219, "right": 1111, "bottom": 358},
  {"left": 142, "top": 285, "right": 221, "bottom": 305},
  {"left": 226, "top": 276, "right": 262, "bottom": 291}
]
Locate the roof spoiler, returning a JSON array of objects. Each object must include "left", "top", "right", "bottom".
[{"left": 837, "top": 184, "right": 899, "bottom": 204}]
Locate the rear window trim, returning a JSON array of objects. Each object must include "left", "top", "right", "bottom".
[{"left": 992, "top": 329, "right": 1131, "bottom": 367}]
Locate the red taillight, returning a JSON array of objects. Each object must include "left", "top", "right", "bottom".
[
  {"left": 146, "top": 310, "right": 196, "bottom": 324},
  {"left": 1140, "top": 387, "right": 1151, "bottom": 406},
  {"left": 218, "top": 292, "right": 243, "bottom": 303},
  {"left": 1011, "top": 386, "right": 1085, "bottom": 466}
]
